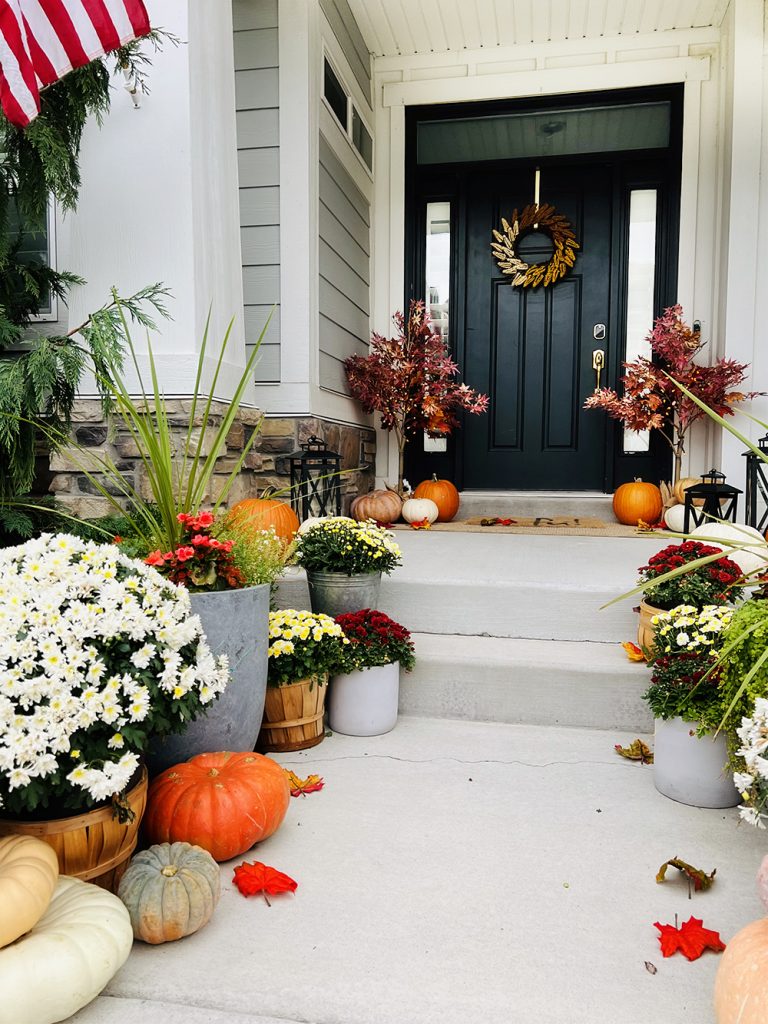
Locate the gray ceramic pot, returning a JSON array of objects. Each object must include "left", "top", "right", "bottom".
[
  {"left": 306, "top": 570, "right": 381, "bottom": 617},
  {"left": 148, "top": 584, "right": 270, "bottom": 775}
]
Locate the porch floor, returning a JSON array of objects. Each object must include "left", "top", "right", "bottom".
[{"left": 71, "top": 716, "right": 765, "bottom": 1024}]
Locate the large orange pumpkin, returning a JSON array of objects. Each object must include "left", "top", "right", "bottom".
[
  {"left": 228, "top": 498, "right": 299, "bottom": 545},
  {"left": 413, "top": 475, "right": 460, "bottom": 522},
  {"left": 350, "top": 489, "right": 403, "bottom": 524},
  {"left": 612, "top": 479, "right": 663, "bottom": 526},
  {"left": 143, "top": 752, "right": 290, "bottom": 862}
]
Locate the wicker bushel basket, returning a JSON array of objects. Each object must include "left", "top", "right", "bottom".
[
  {"left": 0, "top": 765, "right": 148, "bottom": 893},
  {"left": 259, "top": 675, "right": 328, "bottom": 752}
]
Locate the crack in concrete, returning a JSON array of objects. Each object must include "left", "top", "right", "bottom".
[
  {"left": 100, "top": 993, "right": 319, "bottom": 1024},
  {"left": 279, "top": 753, "right": 642, "bottom": 770}
]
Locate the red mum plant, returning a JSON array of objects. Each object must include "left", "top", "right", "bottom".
[
  {"left": 584, "top": 305, "right": 758, "bottom": 482},
  {"left": 146, "top": 511, "right": 245, "bottom": 591},
  {"left": 345, "top": 300, "right": 488, "bottom": 492},
  {"left": 335, "top": 608, "right": 416, "bottom": 672},
  {"left": 637, "top": 540, "right": 744, "bottom": 610}
]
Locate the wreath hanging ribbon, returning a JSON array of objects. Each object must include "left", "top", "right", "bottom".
[{"left": 491, "top": 203, "right": 579, "bottom": 288}]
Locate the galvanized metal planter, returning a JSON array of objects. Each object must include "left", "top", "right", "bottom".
[
  {"left": 306, "top": 570, "right": 381, "bottom": 617},
  {"left": 654, "top": 716, "right": 739, "bottom": 808},
  {"left": 148, "top": 584, "right": 270, "bottom": 774}
]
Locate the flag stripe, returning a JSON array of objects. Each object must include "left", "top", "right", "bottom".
[
  {"left": 81, "top": 0, "right": 120, "bottom": 51},
  {"left": 36, "top": 0, "right": 89, "bottom": 66},
  {"left": 22, "top": 14, "right": 58, "bottom": 83},
  {"left": 0, "top": 0, "right": 39, "bottom": 100},
  {"left": 0, "top": 0, "right": 150, "bottom": 126}
]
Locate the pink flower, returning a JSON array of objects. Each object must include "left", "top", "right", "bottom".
[
  {"left": 145, "top": 550, "right": 165, "bottom": 566},
  {"left": 175, "top": 546, "right": 196, "bottom": 562}
]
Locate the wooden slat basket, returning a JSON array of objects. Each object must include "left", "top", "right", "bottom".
[
  {"left": 259, "top": 675, "right": 328, "bottom": 752},
  {"left": 0, "top": 765, "right": 148, "bottom": 893}
]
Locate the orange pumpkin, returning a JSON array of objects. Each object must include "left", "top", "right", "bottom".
[
  {"left": 350, "top": 489, "right": 403, "bottom": 524},
  {"left": 413, "top": 475, "right": 460, "bottom": 522},
  {"left": 229, "top": 498, "right": 299, "bottom": 545},
  {"left": 612, "top": 479, "right": 663, "bottom": 526},
  {"left": 143, "top": 752, "right": 290, "bottom": 862}
]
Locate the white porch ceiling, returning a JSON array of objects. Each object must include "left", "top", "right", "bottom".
[{"left": 346, "top": 0, "right": 731, "bottom": 57}]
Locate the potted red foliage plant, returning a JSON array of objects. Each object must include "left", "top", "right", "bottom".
[
  {"left": 345, "top": 300, "right": 488, "bottom": 493},
  {"left": 584, "top": 305, "right": 757, "bottom": 483}
]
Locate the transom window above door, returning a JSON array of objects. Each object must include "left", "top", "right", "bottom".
[{"left": 416, "top": 101, "right": 671, "bottom": 165}]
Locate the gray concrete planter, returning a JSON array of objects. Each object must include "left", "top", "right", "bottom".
[
  {"left": 149, "top": 584, "right": 270, "bottom": 774},
  {"left": 654, "top": 716, "right": 740, "bottom": 808},
  {"left": 306, "top": 570, "right": 381, "bottom": 617}
]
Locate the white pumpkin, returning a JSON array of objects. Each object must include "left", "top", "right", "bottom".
[
  {"left": 401, "top": 498, "right": 439, "bottom": 524},
  {"left": 690, "top": 522, "right": 768, "bottom": 576},
  {"left": 663, "top": 503, "right": 688, "bottom": 534},
  {"left": 0, "top": 876, "right": 133, "bottom": 1024},
  {"left": 0, "top": 835, "right": 58, "bottom": 950}
]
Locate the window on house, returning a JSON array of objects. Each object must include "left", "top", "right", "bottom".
[
  {"left": 323, "top": 56, "right": 373, "bottom": 173},
  {"left": 623, "top": 189, "right": 658, "bottom": 454},
  {"left": 6, "top": 198, "right": 56, "bottom": 319},
  {"left": 352, "top": 108, "right": 372, "bottom": 170},
  {"left": 324, "top": 58, "right": 348, "bottom": 130}
]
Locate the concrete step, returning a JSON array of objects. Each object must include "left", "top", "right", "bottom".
[
  {"left": 378, "top": 531, "right": 661, "bottom": 642},
  {"left": 400, "top": 633, "right": 653, "bottom": 732},
  {"left": 276, "top": 532, "right": 661, "bottom": 643},
  {"left": 456, "top": 490, "right": 615, "bottom": 519}
]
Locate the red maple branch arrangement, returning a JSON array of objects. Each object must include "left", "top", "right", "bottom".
[
  {"left": 584, "top": 305, "right": 758, "bottom": 482},
  {"left": 345, "top": 300, "right": 489, "bottom": 492}
]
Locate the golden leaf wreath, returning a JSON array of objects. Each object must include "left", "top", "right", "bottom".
[{"left": 491, "top": 203, "right": 579, "bottom": 288}]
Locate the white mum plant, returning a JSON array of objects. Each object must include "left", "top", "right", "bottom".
[
  {"left": 0, "top": 534, "right": 228, "bottom": 817},
  {"left": 734, "top": 697, "right": 768, "bottom": 828}
]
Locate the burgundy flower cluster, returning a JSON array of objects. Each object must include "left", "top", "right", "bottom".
[
  {"left": 335, "top": 608, "right": 416, "bottom": 672},
  {"left": 146, "top": 512, "right": 245, "bottom": 591},
  {"left": 638, "top": 540, "right": 744, "bottom": 610}
]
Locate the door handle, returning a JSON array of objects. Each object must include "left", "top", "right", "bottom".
[{"left": 592, "top": 349, "right": 605, "bottom": 391}]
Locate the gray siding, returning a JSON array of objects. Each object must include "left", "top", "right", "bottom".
[
  {"left": 318, "top": 134, "right": 370, "bottom": 394},
  {"left": 233, "top": 0, "right": 280, "bottom": 382},
  {"left": 319, "top": 0, "right": 371, "bottom": 104}
]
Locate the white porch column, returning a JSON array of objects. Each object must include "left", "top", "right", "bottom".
[
  {"left": 65, "top": 0, "right": 249, "bottom": 401},
  {"left": 718, "top": 0, "right": 765, "bottom": 485}
]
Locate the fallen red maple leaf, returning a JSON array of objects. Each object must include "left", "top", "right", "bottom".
[
  {"left": 654, "top": 917, "right": 726, "bottom": 960},
  {"left": 284, "top": 770, "right": 325, "bottom": 797},
  {"left": 233, "top": 861, "right": 298, "bottom": 905}
]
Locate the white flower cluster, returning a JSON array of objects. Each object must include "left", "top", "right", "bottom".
[
  {"left": 651, "top": 604, "right": 734, "bottom": 655},
  {"left": 734, "top": 697, "right": 768, "bottom": 828},
  {"left": 0, "top": 534, "right": 228, "bottom": 809}
]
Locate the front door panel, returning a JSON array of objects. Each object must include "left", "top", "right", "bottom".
[{"left": 462, "top": 164, "right": 612, "bottom": 490}]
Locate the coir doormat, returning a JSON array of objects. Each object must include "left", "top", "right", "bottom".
[{"left": 465, "top": 515, "right": 606, "bottom": 528}]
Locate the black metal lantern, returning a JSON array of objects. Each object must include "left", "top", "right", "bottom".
[
  {"left": 743, "top": 434, "right": 768, "bottom": 532},
  {"left": 288, "top": 435, "right": 342, "bottom": 520},
  {"left": 683, "top": 469, "right": 742, "bottom": 532}
]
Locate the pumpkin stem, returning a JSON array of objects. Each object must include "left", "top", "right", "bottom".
[
  {"left": 161, "top": 865, "right": 179, "bottom": 877},
  {"left": 432, "top": 473, "right": 439, "bottom": 481}
]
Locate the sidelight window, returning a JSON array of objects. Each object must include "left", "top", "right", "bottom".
[{"left": 623, "top": 189, "right": 658, "bottom": 454}]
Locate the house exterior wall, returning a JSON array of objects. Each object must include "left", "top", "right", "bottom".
[
  {"left": 53, "top": 0, "right": 249, "bottom": 402},
  {"left": 234, "top": 0, "right": 281, "bottom": 383}
]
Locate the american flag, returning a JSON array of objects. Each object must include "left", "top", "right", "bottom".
[{"left": 0, "top": 0, "right": 150, "bottom": 127}]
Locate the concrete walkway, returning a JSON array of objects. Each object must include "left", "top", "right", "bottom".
[{"left": 71, "top": 716, "right": 766, "bottom": 1024}]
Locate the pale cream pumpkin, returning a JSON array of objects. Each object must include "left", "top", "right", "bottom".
[
  {"left": 401, "top": 498, "right": 439, "bottom": 524},
  {"left": 673, "top": 475, "right": 701, "bottom": 505},
  {"left": 0, "top": 876, "right": 133, "bottom": 1024},
  {"left": 118, "top": 842, "right": 221, "bottom": 944},
  {"left": 0, "top": 835, "right": 58, "bottom": 950},
  {"left": 714, "top": 918, "right": 768, "bottom": 1024},
  {"left": 663, "top": 503, "right": 687, "bottom": 534}
]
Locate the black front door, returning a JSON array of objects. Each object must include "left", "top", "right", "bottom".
[{"left": 462, "top": 163, "right": 612, "bottom": 490}]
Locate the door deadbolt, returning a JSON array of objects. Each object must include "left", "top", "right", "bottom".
[{"left": 593, "top": 323, "right": 606, "bottom": 341}]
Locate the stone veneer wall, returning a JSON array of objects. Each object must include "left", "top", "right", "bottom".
[{"left": 49, "top": 399, "right": 376, "bottom": 519}]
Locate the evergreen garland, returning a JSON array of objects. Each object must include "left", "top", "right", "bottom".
[{"left": 0, "top": 31, "right": 176, "bottom": 501}]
